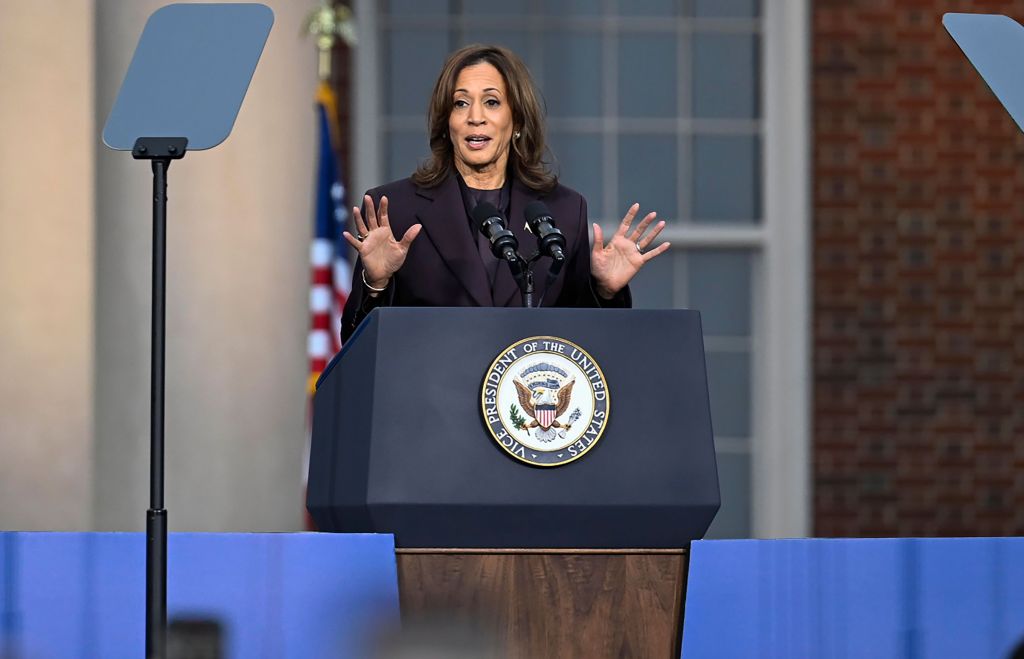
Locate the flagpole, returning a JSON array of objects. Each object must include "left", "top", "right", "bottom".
[{"left": 303, "top": 2, "right": 356, "bottom": 531}]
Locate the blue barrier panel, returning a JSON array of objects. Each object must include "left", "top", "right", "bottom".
[
  {"left": 0, "top": 532, "right": 399, "bottom": 658},
  {"left": 682, "top": 538, "right": 1024, "bottom": 658}
]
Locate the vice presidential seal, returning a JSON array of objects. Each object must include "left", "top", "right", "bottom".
[{"left": 481, "top": 336, "right": 609, "bottom": 467}]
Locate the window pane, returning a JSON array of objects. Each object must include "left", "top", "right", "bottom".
[
  {"left": 695, "top": 0, "right": 759, "bottom": 18},
  {"left": 693, "top": 134, "right": 759, "bottom": 222},
  {"left": 459, "top": 30, "right": 530, "bottom": 60},
  {"left": 705, "top": 349, "right": 750, "bottom": 437},
  {"left": 386, "top": 0, "right": 449, "bottom": 15},
  {"left": 462, "top": 0, "right": 528, "bottom": 15},
  {"left": 619, "top": 134, "right": 679, "bottom": 220},
  {"left": 615, "top": 0, "right": 679, "bottom": 16},
  {"left": 628, "top": 250, "right": 674, "bottom": 309},
  {"left": 687, "top": 249, "right": 752, "bottom": 336},
  {"left": 542, "top": 0, "right": 604, "bottom": 16},
  {"left": 618, "top": 34, "right": 678, "bottom": 118},
  {"left": 693, "top": 33, "right": 758, "bottom": 119},
  {"left": 387, "top": 131, "right": 428, "bottom": 182},
  {"left": 704, "top": 452, "right": 751, "bottom": 539},
  {"left": 542, "top": 33, "right": 603, "bottom": 118},
  {"left": 548, "top": 132, "right": 604, "bottom": 220},
  {"left": 387, "top": 30, "right": 450, "bottom": 116}
]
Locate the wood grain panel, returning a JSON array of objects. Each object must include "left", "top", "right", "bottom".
[{"left": 397, "top": 550, "right": 687, "bottom": 659}]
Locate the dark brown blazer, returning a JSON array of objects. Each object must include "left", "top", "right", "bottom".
[{"left": 341, "top": 173, "right": 631, "bottom": 342}]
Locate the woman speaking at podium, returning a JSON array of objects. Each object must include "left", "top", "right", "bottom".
[{"left": 340, "top": 44, "right": 668, "bottom": 342}]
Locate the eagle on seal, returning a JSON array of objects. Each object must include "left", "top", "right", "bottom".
[{"left": 514, "top": 377, "right": 575, "bottom": 431}]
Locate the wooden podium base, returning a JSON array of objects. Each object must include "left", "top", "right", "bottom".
[{"left": 396, "top": 548, "right": 688, "bottom": 659}]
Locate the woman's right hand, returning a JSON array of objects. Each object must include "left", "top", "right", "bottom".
[{"left": 342, "top": 195, "right": 422, "bottom": 289}]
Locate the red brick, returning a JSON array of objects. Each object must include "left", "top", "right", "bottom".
[{"left": 814, "top": 1, "right": 1024, "bottom": 537}]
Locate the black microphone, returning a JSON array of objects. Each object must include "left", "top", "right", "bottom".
[
  {"left": 523, "top": 201, "right": 566, "bottom": 262},
  {"left": 471, "top": 202, "right": 519, "bottom": 263}
]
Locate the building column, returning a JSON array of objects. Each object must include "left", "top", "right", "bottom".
[{"left": 0, "top": 0, "right": 95, "bottom": 531}]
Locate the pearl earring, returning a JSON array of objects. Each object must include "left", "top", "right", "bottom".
[{"left": 514, "top": 130, "right": 521, "bottom": 139}]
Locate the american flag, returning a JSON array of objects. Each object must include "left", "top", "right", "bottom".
[
  {"left": 304, "top": 82, "right": 350, "bottom": 529},
  {"left": 308, "top": 81, "right": 350, "bottom": 390}
]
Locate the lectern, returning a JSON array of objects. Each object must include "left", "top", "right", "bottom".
[{"left": 307, "top": 308, "right": 719, "bottom": 657}]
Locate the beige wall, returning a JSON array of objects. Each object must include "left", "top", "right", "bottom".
[
  {"left": 1, "top": 1, "right": 317, "bottom": 532},
  {"left": 0, "top": 1, "right": 95, "bottom": 530}
]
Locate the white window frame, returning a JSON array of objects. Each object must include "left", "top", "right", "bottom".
[{"left": 756, "top": 0, "right": 811, "bottom": 538}]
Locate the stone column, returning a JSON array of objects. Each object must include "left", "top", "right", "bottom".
[{"left": 0, "top": 0, "right": 95, "bottom": 530}]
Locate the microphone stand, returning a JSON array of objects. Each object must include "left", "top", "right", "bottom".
[
  {"left": 536, "top": 256, "right": 564, "bottom": 308},
  {"left": 515, "top": 251, "right": 564, "bottom": 309},
  {"left": 506, "top": 253, "right": 533, "bottom": 308}
]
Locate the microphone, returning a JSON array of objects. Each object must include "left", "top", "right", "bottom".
[
  {"left": 523, "top": 201, "right": 566, "bottom": 262},
  {"left": 471, "top": 202, "right": 519, "bottom": 263}
]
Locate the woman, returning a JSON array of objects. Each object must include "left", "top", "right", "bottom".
[{"left": 340, "top": 44, "right": 668, "bottom": 342}]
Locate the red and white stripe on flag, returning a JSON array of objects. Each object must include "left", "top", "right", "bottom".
[{"left": 308, "top": 231, "right": 349, "bottom": 378}]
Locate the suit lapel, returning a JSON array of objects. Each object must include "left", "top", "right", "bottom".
[
  {"left": 494, "top": 179, "right": 544, "bottom": 306},
  {"left": 414, "top": 175, "right": 492, "bottom": 306}
]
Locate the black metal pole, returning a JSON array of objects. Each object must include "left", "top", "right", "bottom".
[
  {"left": 146, "top": 156, "right": 170, "bottom": 659},
  {"left": 509, "top": 257, "right": 534, "bottom": 309}
]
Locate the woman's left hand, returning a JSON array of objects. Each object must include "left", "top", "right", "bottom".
[{"left": 591, "top": 203, "right": 670, "bottom": 299}]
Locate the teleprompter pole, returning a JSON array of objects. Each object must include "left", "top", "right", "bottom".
[{"left": 134, "top": 137, "right": 187, "bottom": 659}]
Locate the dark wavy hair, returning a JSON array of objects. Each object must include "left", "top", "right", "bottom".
[{"left": 412, "top": 44, "right": 556, "bottom": 192}]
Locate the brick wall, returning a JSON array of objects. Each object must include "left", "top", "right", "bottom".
[{"left": 814, "top": 0, "right": 1024, "bottom": 536}]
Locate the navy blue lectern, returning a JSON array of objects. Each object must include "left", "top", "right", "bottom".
[{"left": 307, "top": 307, "right": 720, "bottom": 548}]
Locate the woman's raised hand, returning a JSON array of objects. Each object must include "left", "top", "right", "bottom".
[
  {"left": 342, "top": 195, "right": 422, "bottom": 289},
  {"left": 590, "top": 203, "right": 670, "bottom": 299}
]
